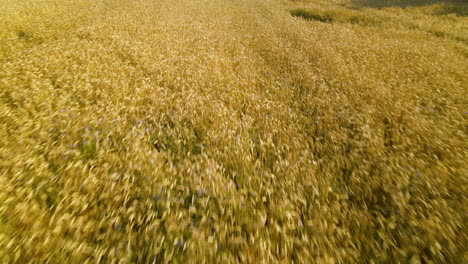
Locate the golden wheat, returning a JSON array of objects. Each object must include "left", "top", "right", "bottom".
[{"left": 0, "top": 0, "right": 467, "bottom": 262}]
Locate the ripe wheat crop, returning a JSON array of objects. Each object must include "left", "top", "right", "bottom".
[{"left": 0, "top": 0, "right": 467, "bottom": 262}]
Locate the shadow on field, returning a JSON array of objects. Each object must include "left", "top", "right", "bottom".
[{"left": 350, "top": 0, "right": 467, "bottom": 16}]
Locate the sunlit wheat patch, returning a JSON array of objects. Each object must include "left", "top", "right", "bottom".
[{"left": 0, "top": 0, "right": 466, "bottom": 262}]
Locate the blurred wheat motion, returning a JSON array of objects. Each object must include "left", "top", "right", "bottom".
[{"left": 0, "top": 0, "right": 467, "bottom": 262}]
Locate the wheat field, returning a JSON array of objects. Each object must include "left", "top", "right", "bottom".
[{"left": 0, "top": 0, "right": 467, "bottom": 262}]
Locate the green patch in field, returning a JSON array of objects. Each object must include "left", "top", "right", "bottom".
[
  {"left": 79, "top": 136, "right": 98, "bottom": 160},
  {"left": 34, "top": 183, "right": 60, "bottom": 210},
  {"left": 290, "top": 8, "right": 381, "bottom": 26},
  {"left": 290, "top": 9, "right": 334, "bottom": 23},
  {"left": 17, "top": 30, "right": 32, "bottom": 40},
  {"left": 150, "top": 116, "right": 204, "bottom": 160}
]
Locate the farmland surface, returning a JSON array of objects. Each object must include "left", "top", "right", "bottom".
[{"left": 0, "top": 0, "right": 467, "bottom": 262}]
